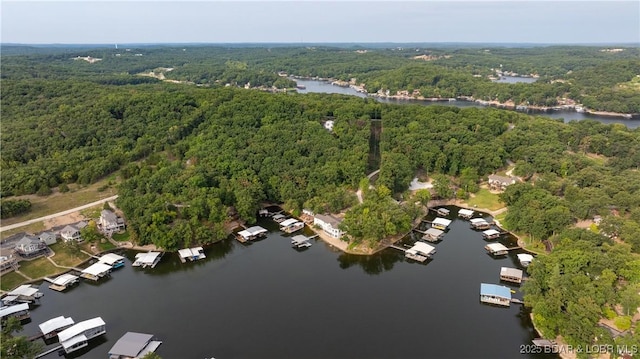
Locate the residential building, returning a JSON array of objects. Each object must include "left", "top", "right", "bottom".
[
  {"left": 60, "top": 225, "right": 82, "bottom": 242},
  {"left": 99, "top": 210, "right": 126, "bottom": 232},
  {"left": 39, "top": 232, "right": 57, "bottom": 245},
  {"left": 15, "top": 235, "right": 48, "bottom": 257},
  {"left": 313, "top": 214, "right": 344, "bottom": 239},
  {"left": 487, "top": 174, "right": 518, "bottom": 190}
]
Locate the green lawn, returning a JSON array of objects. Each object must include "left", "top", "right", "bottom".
[
  {"left": 18, "top": 257, "right": 63, "bottom": 280},
  {"left": 112, "top": 231, "right": 130, "bottom": 242},
  {"left": 49, "top": 243, "right": 91, "bottom": 267},
  {"left": 0, "top": 271, "right": 29, "bottom": 291},
  {"left": 465, "top": 189, "right": 505, "bottom": 211}
]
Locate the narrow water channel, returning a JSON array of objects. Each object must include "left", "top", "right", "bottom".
[{"left": 22, "top": 207, "right": 556, "bottom": 359}]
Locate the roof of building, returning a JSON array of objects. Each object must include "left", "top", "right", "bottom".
[
  {"left": 291, "top": 235, "right": 311, "bottom": 245},
  {"left": 108, "top": 332, "right": 154, "bottom": 357},
  {"left": 432, "top": 217, "right": 452, "bottom": 226},
  {"left": 488, "top": 174, "right": 516, "bottom": 184},
  {"left": 280, "top": 218, "right": 300, "bottom": 227},
  {"left": 39, "top": 316, "right": 75, "bottom": 335},
  {"left": 52, "top": 274, "right": 79, "bottom": 286},
  {"left": 101, "top": 209, "right": 118, "bottom": 222},
  {"left": 134, "top": 251, "right": 162, "bottom": 264},
  {"left": 437, "top": 208, "right": 450, "bottom": 214},
  {"left": 458, "top": 209, "right": 474, "bottom": 216},
  {"left": 480, "top": 283, "right": 512, "bottom": 299},
  {"left": 408, "top": 242, "right": 435, "bottom": 255},
  {"left": 272, "top": 214, "right": 286, "bottom": 220},
  {"left": 58, "top": 317, "right": 105, "bottom": 343},
  {"left": 99, "top": 253, "right": 125, "bottom": 265},
  {"left": 178, "top": 247, "right": 204, "bottom": 259},
  {"left": 0, "top": 303, "right": 29, "bottom": 317},
  {"left": 81, "top": 262, "right": 112, "bottom": 276},
  {"left": 470, "top": 218, "right": 489, "bottom": 224},
  {"left": 8, "top": 285, "right": 40, "bottom": 297},
  {"left": 500, "top": 267, "right": 524, "bottom": 279},
  {"left": 314, "top": 213, "right": 342, "bottom": 227},
  {"left": 39, "top": 232, "right": 56, "bottom": 239},
  {"left": 15, "top": 235, "right": 39, "bottom": 246},
  {"left": 483, "top": 229, "right": 501, "bottom": 236},
  {"left": 517, "top": 253, "right": 534, "bottom": 262},
  {"left": 61, "top": 334, "right": 87, "bottom": 350},
  {"left": 424, "top": 228, "right": 444, "bottom": 237},
  {"left": 486, "top": 243, "right": 508, "bottom": 252}
]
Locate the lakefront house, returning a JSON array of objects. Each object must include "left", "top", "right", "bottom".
[{"left": 313, "top": 214, "right": 345, "bottom": 239}]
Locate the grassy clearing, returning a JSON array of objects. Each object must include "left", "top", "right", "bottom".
[
  {"left": 82, "top": 240, "right": 116, "bottom": 253},
  {"left": 112, "top": 231, "right": 130, "bottom": 242},
  {"left": 18, "top": 257, "right": 62, "bottom": 279},
  {"left": 0, "top": 271, "right": 29, "bottom": 291},
  {"left": 49, "top": 243, "right": 90, "bottom": 267},
  {"left": 0, "top": 177, "right": 119, "bottom": 227},
  {"left": 466, "top": 189, "right": 504, "bottom": 211}
]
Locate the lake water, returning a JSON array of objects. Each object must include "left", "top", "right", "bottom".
[
  {"left": 21, "top": 208, "right": 555, "bottom": 358},
  {"left": 294, "top": 79, "right": 640, "bottom": 129}
]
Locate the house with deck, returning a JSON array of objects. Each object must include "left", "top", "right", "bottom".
[
  {"left": 60, "top": 225, "right": 82, "bottom": 242},
  {"left": 0, "top": 255, "right": 19, "bottom": 273},
  {"left": 39, "top": 316, "right": 75, "bottom": 340},
  {"left": 58, "top": 317, "right": 106, "bottom": 354},
  {"left": 313, "top": 214, "right": 345, "bottom": 239},
  {"left": 99, "top": 209, "right": 126, "bottom": 233},
  {"left": 480, "top": 283, "right": 512, "bottom": 306},
  {"left": 15, "top": 235, "right": 48, "bottom": 257},
  {"left": 108, "top": 332, "right": 163, "bottom": 359}
]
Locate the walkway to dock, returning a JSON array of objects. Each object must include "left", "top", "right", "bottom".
[
  {"left": 35, "top": 345, "right": 62, "bottom": 358},
  {"left": 389, "top": 244, "right": 407, "bottom": 252},
  {"left": 511, "top": 298, "right": 524, "bottom": 304}
]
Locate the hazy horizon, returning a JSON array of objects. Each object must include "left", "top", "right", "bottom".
[{"left": 2, "top": 1, "right": 639, "bottom": 45}]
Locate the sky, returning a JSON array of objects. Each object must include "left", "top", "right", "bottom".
[{"left": 1, "top": 1, "right": 639, "bottom": 44}]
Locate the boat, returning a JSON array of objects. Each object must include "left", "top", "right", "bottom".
[{"left": 296, "top": 84, "right": 306, "bottom": 90}]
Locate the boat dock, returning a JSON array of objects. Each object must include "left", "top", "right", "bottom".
[
  {"left": 500, "top": 267, "right": 524, "bottom": 284},
  {"left": 291, "top": 235, "right": 315, "bottom": 248},
  {"left": 45, "top": 273, "right": 80, "bottom": 292},
  {"left": 236, "top": 226, "right": 268, "bottom": 243},
  {"left": 458, "top": 208, "right": 474, "bottom": 219}
]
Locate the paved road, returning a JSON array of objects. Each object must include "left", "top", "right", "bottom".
[{"left": 0, "top": 195, "right": 119, "bottom": 233}]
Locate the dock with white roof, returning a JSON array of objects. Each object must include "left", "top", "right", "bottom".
[
  {"left": 57, "top": 317, "right": 106, "bottom": 354},
  {"left": 3, "top": 284, "right": 44, "bottom": 305},
  {"left": 429, "top": 217, "right": 452, "bottom": 230},
  {"left": 99, "top": 253, "right": 126, "bottom": 269},
  {"left": 279, "top": 218, "right": 305, "bottom": 234},
  {"left": 420, "top": 227, "right": 445, "bottom": 242},
  {"left": 470, "top": 218, "right": 492, "bottom": 230},
  {"left": 132, "top": 251, "right": 162, "bottom": 268},
  {"left": 291, "top": 235, "right": 314, "bottom": 249},
  {"left": 236, "top": 226, "right": 268, "bottom": 243},
  {"left": 46, "top": 273, "right": 80, "bottom": 292},
  {"left": 178, "top": 247, "right": 206, "bottom": 263},
  {"left": 482, "top": 229, "right": 501, "bottom": 240},
  {"left": 405, "top": 242, "right": 436, "bottom": 262},
  {"left": 38, "top": 316, "right": 75, "bottom": 340},
  {"left": 80, "top": 262, "right": 113, "bottom": 281},
  {"left": 458, "top": 208, "right": 474, "bottom": 219},
  {"left": 500, "top": 267, "right": 524, "bottom": 284}
]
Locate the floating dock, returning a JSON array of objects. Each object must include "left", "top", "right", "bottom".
[
  {"left": 132, "top": 251, "right": 162, "bottom": 268},
  {"left": 517, "top": 253, "right": 534, "bottom": 267},
  {"left": 236, "top": 226, "right": 268, "bottom": 243},
  {"left": 108, "top": 332, "right": 163, "bottom": 359},
  {"left": 470, "top": 218, "right": 492, "bottom": 230},
  {"left": 46, "top": 274, "right": 80, "bottom": 292},
  {"left": 500, "top": 267, "right": 524, "bottom": 284},
  {"left": 291, "top": 235, "right": 313, "bottom": 249},
  {"left": 280, "top": 218, "right": 304, "bottom": 234},
  {"left": 405, "top": 242, "right": 436, "bottom": 262},
  {"left": 80, "top": 262, "right": 113, "bottom": 281},
  {"left": 421, "top": 228, "right": 445, "bottom": 242},
  {"left": 485, "top": 243, "right": 509, "bottom": 256},
  {"left": 98, "top": 253, "right": 126, "bottom": 269},
  {"left": 480, "top": 283, "right": 511, "bottom": 307},
  {"left": 482, "top": 229, "right": 501, "bottom": 240},
  {"left": 178, "top": 247, "right": 206, "bottom": 263},
  {"left": 435, "top": 208, "right": 450, "bottom": 217},
  {"left": 458, "top": 208, "right": 474, "bottom": 219},
  {"left": 38, "top": 316, "right": 75, "bottom": 340},
  {"left": 431, "top": 217, "right": 452, "bottom": 230}
]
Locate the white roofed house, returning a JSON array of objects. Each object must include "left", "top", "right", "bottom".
[
  {"left": 60, "top": 225, "right": 82, "bottom": 242},
  {"left": 313, "top": 214, "right": 345, "bottom": 239},
  {"left": 99, "top": 209, "right": 126, "bottom": 233},
  {"left": 15, "top": 235, "right": 48, "bottom": 257}
]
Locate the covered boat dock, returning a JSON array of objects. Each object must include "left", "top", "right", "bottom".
[
  {"left": 291, "top": 235, "right": 313, "bottom": 248},
  {"left": 405, "top": 242, "right": 436, "bottom": 262},
  {"left": 132, "top": 251, "right": 162, "bottom": 268},
  {"left": 4, "top": 284, "right": 44, "bottom": 304},
  {"left": 39, "top": 316, "right": 75, "bottom": 340},
  {"left": 500, "top": 267, "right": 524, "bottom": 284},
  {"left": 470, "top": 218, "right": 492, "bottom": 230},
  {"left": 108, "top": 332, "right": 163, "bottom": 359},
  {"left": 236, "top": 226, "right": 268, "bottom": 243},
  {"left": 480, "top": 283, "right": 512, "bottom": 307},
  {"left": 485, "top": 243, "right": 509, "bottom": 256},
  {"left": 58, "top": 317, "right": 106, "bottom": 354},
  {"left": 482, "top": 229, "right": 501, "bottom": 240},
  {"left": 0, "top": 303, "right": 30, "bottom": 322},
  {"left": 279, "top": 218, "right": 304, "bottom": 233},
  {"left": 47, "top": 273, "right": 80, "bottom": 292},
  {"left": 178, "top": 247, "right": 206, "bottom": 263},
  {"left": 458, "top": 208, "right": 474, "bottom": 219},
  {"left": 421, "top": 228, "right": 445, "bottom": 242},
  {"left": 80, "top": 262, "right": 112, "bottom": 281},
  {"left": 431, "top": 217, "right": 452, "bottom": 230},
  {"left": 517, "top": 253, "right": 534, "bottom": 267},
  {"left": 99, "top": 253, "right": 126, "bottom": 269}
]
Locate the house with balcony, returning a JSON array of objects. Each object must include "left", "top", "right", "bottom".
[
  {"left": 15, "top": 235, "right": 48, "bottom": 257},
  {"left": 313, "top": 214, "right": 345, "bottom": 239}
]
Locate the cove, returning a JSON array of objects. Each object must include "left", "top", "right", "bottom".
[{"left": 21, "top": 207, "right": 556, "bottom": 359}]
